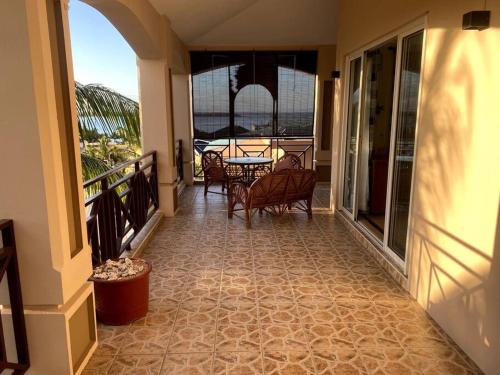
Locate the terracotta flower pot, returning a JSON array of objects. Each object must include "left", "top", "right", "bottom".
[{"left": 91, "top": 258, "right": 152, "bottom": 325}]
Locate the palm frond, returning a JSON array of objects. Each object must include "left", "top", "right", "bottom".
[
  {"left": 81, "top": 152, "right": 128, "bottom": 198},
  {"left": 75, "top": 82, "right": 141, "bottom": 148},
  {"left": 81, "top": 152, "right": 112, "bottom": 182}
]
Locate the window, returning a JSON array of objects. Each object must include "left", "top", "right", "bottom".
[
  {"left": 278, "top": 64, "right": 316, "bottom": 136},
  {"left": 191, "top": 55, "right": 230, "bottom": 139},
  {"left": 191, "top": 51, "right": 317, "bottom": 139}
]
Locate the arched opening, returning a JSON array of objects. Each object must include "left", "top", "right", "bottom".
[
  {"left": 69, "top": 1, "right": 141, "bottom": 188},
  {"left": 234, "top": 84, "right": 274, "bottom": 137}
]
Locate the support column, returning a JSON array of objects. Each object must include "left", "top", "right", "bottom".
[
  {"left": 138, "top": 58, "right": 179, "bottom": 216},
  {"left": 172, "top": 73, "right": 195, "bottom": 186},
  {"left": 0, "top": 1, "right": 96, "bottom": 373}
]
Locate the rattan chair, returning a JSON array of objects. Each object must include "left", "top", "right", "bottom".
[
  {"left": 202, "top": 151, "right": 227, "bottom": 196},
  {"left": 275, "top": 153, "right": 303, "bottom": 171}
]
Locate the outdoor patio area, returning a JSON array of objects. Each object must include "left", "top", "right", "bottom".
[{"left": 84, "top": 185, "right": 481, "bottom": 374}]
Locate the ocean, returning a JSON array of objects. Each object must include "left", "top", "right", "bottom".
[{"left": 193, "top": 112, "right": 314, "bottom": 136}]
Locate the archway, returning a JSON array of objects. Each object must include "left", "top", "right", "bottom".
[{"left": 234, "top": 84, "right": 274, "bottom": 137}]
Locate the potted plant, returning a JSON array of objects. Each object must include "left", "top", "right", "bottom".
[{"left": 90, "top": 257, "right": 151, "bottom": 325}]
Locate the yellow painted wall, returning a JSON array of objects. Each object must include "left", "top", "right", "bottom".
[
  {"left": 333, "top": 1, "right": 500, "bottom": 373},
  {"left": 167, "top": 24, "right": 190, "bottom": 74}
]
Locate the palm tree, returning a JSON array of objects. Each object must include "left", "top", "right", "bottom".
[{"left": 76, "top": 82, "right": 141, "bottom": 181}]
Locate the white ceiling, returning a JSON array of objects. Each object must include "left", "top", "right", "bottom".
[{"left": 149, "top": 0, "right": 338, "bottom": 46}]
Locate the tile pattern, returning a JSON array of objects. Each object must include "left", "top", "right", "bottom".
[{"left": 83, "top": 185, "right": 482, "bottom": 374}]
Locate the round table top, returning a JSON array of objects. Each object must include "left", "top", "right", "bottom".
[{"left": 224, "top": 157, "right": 274, "bottom": 165}]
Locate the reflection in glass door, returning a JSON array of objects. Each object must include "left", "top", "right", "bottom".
[
  {"left": 357, "top": 38, "right": 397, "bottom": 241},
  {"left": 388, "top": 31, "right": 424, "bottom": 260},
  {"left": 342, "top": 58, "right": 362, "bottom": 213}
]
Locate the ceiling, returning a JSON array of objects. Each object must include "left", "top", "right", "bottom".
[{"left": 149, "top": 0, "right": 338, "bottom": 46}]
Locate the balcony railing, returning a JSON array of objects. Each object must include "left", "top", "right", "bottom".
[
  {"left": 0, "top": 220, "right": 29, "bottom": 374},
  {"left": 193, "top": 137, "right": 315, "bottom": 178},
  {"left": 176, "top": 140, "right": 184, "bottom": 182},
  {"left": 84, "top": 151, "right": 159, "bottom": 265}
]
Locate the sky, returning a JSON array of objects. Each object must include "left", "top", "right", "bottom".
[{"left": 68, "top": 0, "right": 139, "bottom": 100}]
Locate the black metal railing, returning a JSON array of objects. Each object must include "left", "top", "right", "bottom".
[
  {"left": 84, "top": 151, "right": 159, "bottom": 265},
  {"left": 0, "top": 220, "right": 29, "bottom": 374},
  {"left": 176, "top": 140, "right": 184, "bottom": 182},
  {"left": 193, "top": 137, "right": 315, "bottom": 178}
]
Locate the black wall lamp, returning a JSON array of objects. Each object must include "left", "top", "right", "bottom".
[
  {"left": 462, "top": 10, "right": 491, "bottom": 30},
  {"left": 463, "top": 0, "right": 491, "bottom": 31}
]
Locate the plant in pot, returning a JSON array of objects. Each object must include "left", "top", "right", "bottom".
[{"left": 90, "top": 257, "right": 152, "bottom": 325}]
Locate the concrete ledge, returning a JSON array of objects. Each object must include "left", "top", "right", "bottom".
[{"left": 122, "top": 210, "right": 163, "bottom": 259}]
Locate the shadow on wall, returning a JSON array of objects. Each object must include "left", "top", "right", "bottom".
[
  {"left": 484, "top": 202, "right": 500, "bottom": 369},
  {"left": 412, "top": 209, "right": 499, "bottom": 370},
  {"left": 408, "top": 21, "right": 500, "bottom": 373}
]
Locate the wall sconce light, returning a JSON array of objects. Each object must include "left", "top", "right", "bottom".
[
  {"left": 462, "top": 10, "right": 490, "bottom": 30},
  {"left": 331, "top": 70, "right": 341, "bottom": 79}
]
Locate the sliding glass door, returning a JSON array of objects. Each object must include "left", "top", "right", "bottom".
[
  {"left": 340, "top": 26, "right": 424, "bottom": 270},
  {"left": 357, "top": 38, "right": 397, "bottom": 241},
  {"left": 387, "top": 30, "right": 424, "bottom": 260}
]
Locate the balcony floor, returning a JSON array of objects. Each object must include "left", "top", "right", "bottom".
[{"left": 84, "top": 185, "right": 481, "bottom": 374}]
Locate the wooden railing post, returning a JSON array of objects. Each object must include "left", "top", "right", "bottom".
[
  {"left": 97, "top": 177, "right": 119, "bottom": 261},
  {"left": 0, "top": 220, "right": 30, "bottom": 374},
  {"left": 152, "top": 152, "right": 159, "bottom": 209},
  {"left": 176, "top": 140, "right": 184, "bottom": 182}
]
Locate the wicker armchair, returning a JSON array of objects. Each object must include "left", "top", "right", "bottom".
[
  {"left": 228, "top": 169, "right": 316, "bottom": 228},
  {"left": 202, "top": 151, "right": 227, "bottom": 196},
  {"left": 275, "top": 153, "right": 303, "bottom": 171}
]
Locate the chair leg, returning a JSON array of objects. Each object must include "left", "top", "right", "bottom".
[
  {"left": 258, "top": 208, "right": 263, "bottom": 215},
  {"left": 306, "top": 198, "right": 313, "bottom": 219},
  {"left": 228, "top": 193, "right": 234, "bottom": 219},
  {"left": 245, "top": 208, "right": 251, "bottom": 229},
  {"left": 204, "top": 179, "right": 208, "bottom": 196}
]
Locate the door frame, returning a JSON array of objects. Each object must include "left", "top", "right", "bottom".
[{"left": 338, "top": 51, "right": 364, "bottom": 222}]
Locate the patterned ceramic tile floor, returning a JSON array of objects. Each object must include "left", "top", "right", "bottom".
[{"left": 84, "top": 184, "right": 482, "bottom": 375}]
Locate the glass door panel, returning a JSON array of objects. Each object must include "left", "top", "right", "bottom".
[
  {"left": 342, "top": 58, "right": 362, "bottom": 213},
  {"left": 357, "top": 38, "right": 397, "bottom": 241},
  {"left": 388, "top": 30, "right": 424, "bottom": 259}
]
